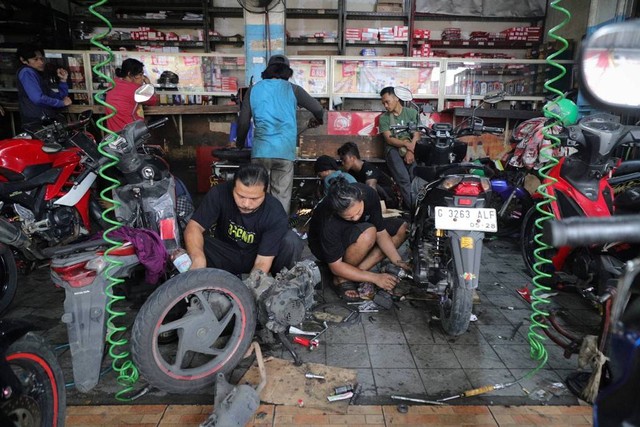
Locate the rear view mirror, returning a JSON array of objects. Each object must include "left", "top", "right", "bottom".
[
  {"left": 134, "top": 83, "right": 155, "bottom": 103},
  {"left": 394, "top": 86, "right": 413, "bottom": 102},
  {"left": 579, "top": 19, "right": 640, "bottom": 111}
]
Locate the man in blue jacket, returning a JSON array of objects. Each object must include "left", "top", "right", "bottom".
[
  {"left": 16, "top": 45, "right": 72, "bottom": 152},
  {"left": 237, "top": 55, "right": 325, "bottom": 214}
]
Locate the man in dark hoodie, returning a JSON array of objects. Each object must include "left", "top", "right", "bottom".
[{"left": 16, "top": 45, "right": 72, "bottom": 152}]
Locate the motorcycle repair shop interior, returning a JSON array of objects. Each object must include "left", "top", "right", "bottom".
[{"left": 2, "top": 0, "right": 640, "bottom": 426}]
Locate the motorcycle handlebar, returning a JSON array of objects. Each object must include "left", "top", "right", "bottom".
[
  {"left": 544, "top": 215, "right": 640, "bottom": 247},
  {"left": 481, "top": 126, "right": 504, "bottom": 134}
]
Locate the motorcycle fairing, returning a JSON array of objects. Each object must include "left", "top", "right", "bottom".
[{"left": 55, "top": 172, "right": 97, "bottom": 207}]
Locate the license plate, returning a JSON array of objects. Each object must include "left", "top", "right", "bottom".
[{"left": 434, "top": 207, "right": 498, "bottom": 232}]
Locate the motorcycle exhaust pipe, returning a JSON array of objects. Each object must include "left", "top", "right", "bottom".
[{"left": 0, "top": 217, "right": 44, "bottom": 259}]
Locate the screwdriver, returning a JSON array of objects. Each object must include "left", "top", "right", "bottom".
[{"left": 437, "top": 382, "right": 515, "bottom": 402}]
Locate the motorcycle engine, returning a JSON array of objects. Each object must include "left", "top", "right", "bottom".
[
  {"left": 244, "top": 260, "right": 320, "bottom": 333},
  {"left": 13, "top": 204, "right": 80, "bottom": 244}
]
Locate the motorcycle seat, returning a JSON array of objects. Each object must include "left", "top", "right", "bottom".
[
  {"left": 612, "top": 160, "right": 640, "bottom": 177},
  {"left": 212, "top": 148, "right": 252, "bottom": 163},
  {"left": 414, "top": 164, "right": 475, "bottom": 182}
]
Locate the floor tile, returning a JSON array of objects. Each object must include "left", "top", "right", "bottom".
[
  {"left": 372, "top": 368, "right": 426, "bottom": 396},
  {"left": 451, "top": 343, "right": 506, "bottom": 369},
  {"left": 326, "top": 343, "right": 371, "bottom": 368},
  {"left": 368, "top": 344, "right": 416, "bottom": 369},
  {"left": 418, "top": 368, "right": 473, "bottom": 397},
  {"left": 410, "top": 344, "right": 461, "bottom": 369}
]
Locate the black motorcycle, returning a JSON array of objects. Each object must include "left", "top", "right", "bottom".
[
  {"left": 391, "top": 88, "right": 504, "bottom": 336},
  {"left": 0, "top": 319, "right": 66, "bottom": 427}
]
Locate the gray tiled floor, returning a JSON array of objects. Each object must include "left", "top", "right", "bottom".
[{"left": 2, "top": 238, "right": 599, "bottom": 406}]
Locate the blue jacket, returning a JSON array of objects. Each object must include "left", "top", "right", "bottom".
[{"left": 17, "top": 66, "right": 68, "bottom": 126}]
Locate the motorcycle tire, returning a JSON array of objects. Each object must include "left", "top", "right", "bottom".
[
  {"left": 0, "top": 245, "right": 18, "bottom": 316},
  {"left": 490, "top": 189, "right": 533, "bottom": 238},
  {"left": 131, "top": 268, "right": 256, "bottom": 394},
  {"left": 3, "top": 332, "right": 66, "bottom": 427},
  {"left": 439, "top": 264, "right": 473, "bottom": 336}
]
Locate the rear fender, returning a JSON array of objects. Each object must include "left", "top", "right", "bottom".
[{"left": 449, "top": 230, "right": 484, "bottom": 290}]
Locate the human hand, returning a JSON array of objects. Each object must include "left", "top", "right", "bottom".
[
  {"left": 57, "top": 68, "right": 68, "bottom": 80},
  {"left": 373, "top": 273, "right": 399, "bottom": 291},
  {"left": 307, "top": 117, "right": 321, "bottom": 129},
  {"left": 394, "top": 259, "right": 411, "bottom": 271},
  {"left": 404, "top": 150, "right": 415, "bottom": 164},
  {"left": 62, "top": 96, "right": 73, "bottom": 106},
  {"left": 142, "top": 75, "right": 151, "bottom": 84}
]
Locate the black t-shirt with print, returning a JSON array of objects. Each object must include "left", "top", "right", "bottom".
[
  {"left": 191, "top": 181, "right": 288, "bottom": 256},
  {"left": 350, "top": 161, "right": 393, "bottom": 188},
  {"left": 308, "top": 183, "right": 384, "bottom": 263}
]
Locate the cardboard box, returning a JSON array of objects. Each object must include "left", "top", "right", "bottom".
[{"left": 376, "top": 4, "right": 403, "bottom": 12}]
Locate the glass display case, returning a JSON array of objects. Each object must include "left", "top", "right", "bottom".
[
  {"left": 289, "top": 56, "right": 330, "bottom": 97},
  {"left": 331, "top": 56, "right": 441, "bottom": 99}
]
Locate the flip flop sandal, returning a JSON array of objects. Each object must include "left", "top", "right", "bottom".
[
  {"left": 358, "top": 282, "right": 376, "bottom": 300},
  {"left": 332, "top": 281, "right": 363, "bottom": 302}
]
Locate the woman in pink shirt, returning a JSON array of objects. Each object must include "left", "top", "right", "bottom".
[{"left": 105, "top": 58, "right": 158, "bottom": 132}]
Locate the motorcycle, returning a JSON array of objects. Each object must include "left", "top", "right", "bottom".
[
  {"left": 0, "top": 319, "right": 66, "bottom": 427},
  {"left": 520, "top": 111, "right": 640, "bottom": 295},
  {"left": 392, "top": 88, "right": 504, "bottom": 336},
  {"left": 48, "top": 122, "right": 192, "bottom": 393},
  {"left": 0, "top": 111, "right": 106, "bottom": 315},
  {"left": 569, "top": 18, "right": 640, "bottom": 425}
]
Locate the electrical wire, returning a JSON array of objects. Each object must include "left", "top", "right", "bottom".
[
  {"left": 89, "top": 0, "right": 140, "bottom": 401},
  {"left": 525, "top": 0, "right": 573, "bottom": 381}
]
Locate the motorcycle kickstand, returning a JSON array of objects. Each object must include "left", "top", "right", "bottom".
[{"left": 277, "top": 331, "right": 303, "bottom": 366}]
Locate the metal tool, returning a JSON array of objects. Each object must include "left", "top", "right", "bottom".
[
  {"left": 391, "top": 395, "right": 443, "bottom": 405},
  {"left": 384, "top": 264, "right": 413, "bottom": 280},
  {"left": 437, "top": 382, "right": 516, "bottom": 402},
  {"left": 314, "top": 321, "right": 329, "bottom": 340},
  {"left": 305, "top": 372, "right": 324, "bottom": 379},
  {"left": 293, "top": 336, "right": 319, "bottom": 350}
]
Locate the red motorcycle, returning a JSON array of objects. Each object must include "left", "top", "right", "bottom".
[
  {"left": 521, "top": 112, "right": 640, "bottom": 294},
  {"left": 0, "top": 112, "right": 105, "bottom": 314}
]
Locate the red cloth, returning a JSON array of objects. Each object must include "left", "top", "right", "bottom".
[{"left": 105, "top": 78, "right": 158, "bottom": 132}]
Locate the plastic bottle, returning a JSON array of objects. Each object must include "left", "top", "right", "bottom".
[
  {"left": 171, "top": 248, "right": 192, "bottom": 273},
  {"left": 464, "top": 91, "right": 472, "bottom": 108}
]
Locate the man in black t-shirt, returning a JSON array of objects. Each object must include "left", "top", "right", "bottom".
[
  {"left": 308, "top": 179, "right": 409, "bottom": 300},
  {"left": 185, "top": 164, "right": 303, "bottom": 275},
  {"left": 337, "top": 142, "right": 400, "bottom": 209}
]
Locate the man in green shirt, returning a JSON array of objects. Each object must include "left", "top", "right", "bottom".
[{"left": 378, "top": 86, "right": 421, "bottom": 210}]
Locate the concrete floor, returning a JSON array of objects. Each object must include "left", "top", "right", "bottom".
[{"left": 3, "top": 237, "right": 600, "bottom": 412}]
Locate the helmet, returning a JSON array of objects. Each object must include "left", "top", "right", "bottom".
[
  {"left": 157, "top": 71, "right": 179, "bottom": 87},
  {"left": 544, "top": 98, "right": 578, "bottom": 126}
]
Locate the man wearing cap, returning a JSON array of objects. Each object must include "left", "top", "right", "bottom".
[
  {"left": 314, "top": 155, "right": 356, "bottom": 196},
  {"left": 237, "top": 54, "right": 325, "bottom": 215}
]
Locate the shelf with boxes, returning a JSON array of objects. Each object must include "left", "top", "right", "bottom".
[
  {"left": 283, "top": 1, "right": 342, "bottom": 55},
  {"left": 70, "top": 1, "right": 209, "bottom": 51},
  {"left": 342, "top": 0, "right": 410, "bottom": 54}
]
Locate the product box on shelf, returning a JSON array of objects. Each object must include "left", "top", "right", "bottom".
[
  {"left": 376, "top": 3, "right": 403, "bottom": 12},
  {"left": 413, "top": 29, "right": 431, "bottom": 40}
]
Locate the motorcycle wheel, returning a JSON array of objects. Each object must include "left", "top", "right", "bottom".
[
  {"left": 521, "top": 207, "right": 556, "bottom": 278},
  {"left": 439, "top": 262, "right": 473, "bottom": 336},
  {"left": 131, "top": 269, "right": 256, "bottom": 394},
  {"left": 0, "top": 245, "right": 18, "bottom": 315},
  {"left": 2, "top": 332, "right": 66, "bottom": 427},
  {"left": 489, "top": 189, "right": 533, "bottom": 238}
]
